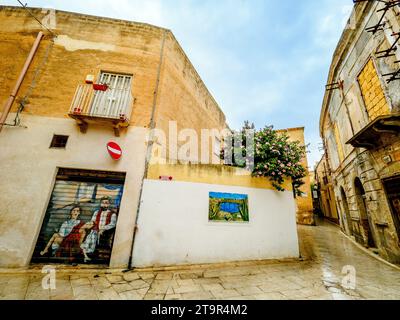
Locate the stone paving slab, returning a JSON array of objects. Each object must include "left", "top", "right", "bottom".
[{"left": 1, "top": 220, "right": 400, "bottom": 300}]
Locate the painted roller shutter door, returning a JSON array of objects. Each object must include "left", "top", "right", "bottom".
[{"left": 31, "top": 168, "right": 125, "bottom": 265}]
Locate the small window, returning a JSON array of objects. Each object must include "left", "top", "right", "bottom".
[
  {"left": 50, "top": 135, "right": 69, "bottom": 149},
  {"left": 214, "top": 136, "right": 221, "bottom": 156}
]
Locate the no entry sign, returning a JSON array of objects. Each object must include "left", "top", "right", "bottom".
[{"left": 107, "top": 142, "right": 122, "bottom": 160}]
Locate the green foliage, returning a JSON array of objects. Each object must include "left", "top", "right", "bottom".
[
  {"left": 209, "top": 197, "right": 249, "bottom": 222},
  {"left": 223, "top": 122, "right": 307, "bottom": 194},
  {"left": 239, "top": 201, "right": 249, "bottom": 222},
  {"left": 209, "top": 199, "right": 220, "bottom": 220}
]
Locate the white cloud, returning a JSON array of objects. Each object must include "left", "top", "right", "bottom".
[{"left": 313, "top": 4, "right": 353, "bottom": 49}]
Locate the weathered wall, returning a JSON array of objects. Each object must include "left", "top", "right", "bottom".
[
  {"left": 132, "top": 172, "right": 299, "bottom": 267},
  {"left": 154, "top": 32, "right": 227, "bottom": 163},
  {"left": 0, "top": 6, "right": 230, "bottom": 268},
  {"left": 0, "top": 114, "right": 148, "bottom": 268},
  {"left": 0, "top": 6, "right": 165, "bottom": 128},
  {"left": 147, "top": 164, "right": 293, "bottom": 191},
  {"left": 315, "top": 154, "right": 340, "bottom": 225},
  {"left": 319, "top": 2, "right": 400, "bottom": 263},
  {"left": 0, "top": 7, "right": 166, "bottom": 268},
  {"left": 0, "top": 6, "right": 227, "bottom": 154},
  {"left": 357, "top": 59, "right": 391, "bottom": 121},
  {"left": 276, "top": 127, "right": 314, "bottom": 225}
]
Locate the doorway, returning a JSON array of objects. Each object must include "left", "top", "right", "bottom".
[
  {"left": 354, "top": 178, "right": 376, "bottom": 248},
  {"left": 383, "top": 176, "right": 400, "bottom": 240},
  {"left": 31, "top": 168, "right": 126, "bottom": 265}
]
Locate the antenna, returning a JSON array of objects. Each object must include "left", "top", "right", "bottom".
[{"left": 16, "top": 0, "right": 58, "bottom": 38}]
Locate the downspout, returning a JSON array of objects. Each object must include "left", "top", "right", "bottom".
[
  {"left": 0, "top": 31, "right": 44, "bottom": 133},
  {"left": 127, "top": 30, "right": 167, "bottom": 269}
]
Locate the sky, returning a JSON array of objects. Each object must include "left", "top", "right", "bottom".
[{"left": 0, "top": 0, "right": 353, "bottom": 168}]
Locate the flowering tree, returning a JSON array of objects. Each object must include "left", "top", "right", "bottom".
[{"left": 222, "top": 122, "right": 307, "bottom": 195}]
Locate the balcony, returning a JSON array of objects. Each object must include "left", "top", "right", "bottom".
[
  {"left": 68, "top": 83, "right": 133, "bottom": 136},
  {"left": 346, "top": 114, "right": 400, "bottom": 149}
]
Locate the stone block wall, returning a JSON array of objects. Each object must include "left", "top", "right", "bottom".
[{"left": 357, "top": 59, "right": 391, "bottom": 121}]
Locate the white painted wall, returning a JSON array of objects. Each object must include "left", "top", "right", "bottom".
[
  {"left": 132, "top": 179, "right": 299, "bottom": 267},
  {"left": 0, "top": 114, "right": 147, "bottom": 268}
]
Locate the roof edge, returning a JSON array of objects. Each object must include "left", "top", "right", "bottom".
[
  {"left": 318, "top": 2, "right": 374, "bottom": 137},
  {"left": 0, "top": 5, "right": 171, "bottom": 32}
]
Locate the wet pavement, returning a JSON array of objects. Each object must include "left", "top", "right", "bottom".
[{"left": 1, "top": 218, "right": 399, "bottom": 300}]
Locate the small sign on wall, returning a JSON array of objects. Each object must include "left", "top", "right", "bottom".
[
  {"left": 159, "top": 176, "right": 173, "bottom": 181},
  {"left": 107, "top": 142, "right": 122, "bottom": 160},
  {"left": 209, "top": 192, "right": 249, "bottom": 222}
]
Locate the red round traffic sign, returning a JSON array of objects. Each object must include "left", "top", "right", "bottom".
[{"left": 107, "top": 142, "right": 122, "bottom": 160}]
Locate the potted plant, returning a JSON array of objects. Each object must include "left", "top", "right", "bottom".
[{"left": 93, "top": 82, "right": 109, "bottom": 91}]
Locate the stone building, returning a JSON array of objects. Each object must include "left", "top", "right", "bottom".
[
  {"left": 314, "top": 153, "right": 340, "bottom": 226},
  {"left": 276, "top": 127, "right": 314, "bottom": 226},
  {"left": 319, "top": 1, "right": 400, "bottom": 263},
  {"left": 0, "top": 6, "right": 299, "bottom": 268}
]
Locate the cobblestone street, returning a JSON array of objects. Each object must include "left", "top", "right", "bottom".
[{"left": 1, "top": 219, "right": 399, "bottom": 300}]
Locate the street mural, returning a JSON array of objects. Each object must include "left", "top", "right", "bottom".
[
  {"left": 209, "top": 192, "right": 249, "bottom": 222},
  {"left": 32, "top": 180, "right": 124, "bottom": 265}
]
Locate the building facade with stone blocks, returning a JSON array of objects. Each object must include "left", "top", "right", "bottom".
[
  {"left": 319, "top": 1, "right": 400, "bottom": 263},
  {"left": 276, "top": 127, "right": 314, "bottom": 226},
  {"left": 314, "top": 153, "right": 340, "bottom": 226},
  {"left": 0, "top": 6, "right": 300, "bottom": 269}
]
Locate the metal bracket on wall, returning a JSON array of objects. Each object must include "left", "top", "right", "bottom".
[
  {"left": 325, "top": 80, "right": 344, "bottom": 92},
  {"left": 77, "top": 120, "right": 88, "bottom": 134},
  {"left": 376, "top": 32, "right": 400, "bottom": 58},
  {"left": 382, "top": 60, "right": 400, "bottom": 83},
  {"left": 353, "top": 0, "right": 400, "bottom": 34}
]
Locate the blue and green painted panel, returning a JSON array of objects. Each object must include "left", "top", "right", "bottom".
[{"left": 209, "top": 192, "right": 249, "bottom": 222}]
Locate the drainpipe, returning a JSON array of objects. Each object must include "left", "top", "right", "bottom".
[
  {"left": 0, "top": 31, "right": 44, "bottom": 133},
  {"left": 127, "top": 30, "right": 167, "bottom": 269}
]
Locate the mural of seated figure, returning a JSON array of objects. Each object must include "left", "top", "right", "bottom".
[
  {"left": 80, "top": 196, "right": 118, "bottom": 263},
  {"left": 40, "top": 206, "right": 85, "bottom": 260}
]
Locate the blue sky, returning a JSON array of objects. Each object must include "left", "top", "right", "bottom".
[
  {"left": 0, "top": 0, "right": 353, "bottom": 167},
  {"left": 210, "top": 192, "right": 248, "bottom": 200}
]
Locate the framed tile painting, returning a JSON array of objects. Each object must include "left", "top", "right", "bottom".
[{"left": 209, "top": 192, "right": 249, "bottom": 222}]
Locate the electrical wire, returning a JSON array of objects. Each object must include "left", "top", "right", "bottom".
[
  {"left": 16, "top": 0, "right": 58, "bottom": 38},
  {"left": 3, "top": 1, "right": 58, "bottom": 127},
  {"left": 11, "top": 39, "right": 54, "bottom": 127}
]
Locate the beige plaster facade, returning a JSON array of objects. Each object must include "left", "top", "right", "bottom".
[
  {"left": 276, "top": 127, "right": 314, "bottom": 226},
  {"left": 0, "top": 6, "right": 298, "bottom": 269},
  {"left": 0, "top": 6, "right": 227, "bottom": 268}
]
